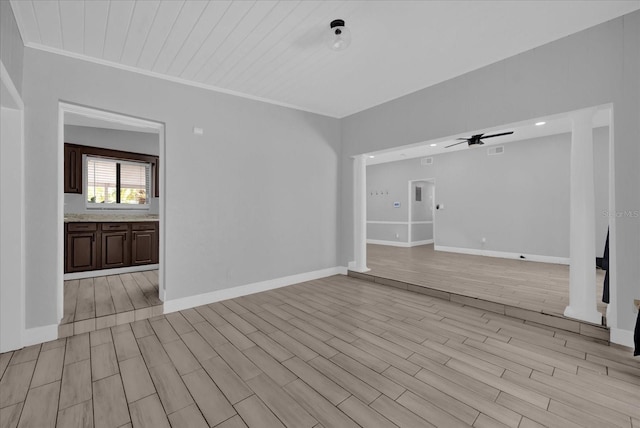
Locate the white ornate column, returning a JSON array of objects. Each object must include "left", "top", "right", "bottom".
[
  {"left": 353, "top": 155, "right": 369, "bottom": 272},
  {"left": 564, "top": 107, "right": 601, "bottom": 324}
]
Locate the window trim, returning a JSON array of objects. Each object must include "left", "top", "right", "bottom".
[{"left": 85, "top": 154, "right": 152, "bottom": 210}]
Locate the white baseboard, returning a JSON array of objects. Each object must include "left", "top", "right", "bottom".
[
  {"left": 409, "top": 239, "right": 433, "bottom": 247},
  {"left": 367, "top": 239, "right": 433, "bottom": 248},
  {"left": 610, "top": 327, "right": 635, "bottom": 348},
  {"left": 64, "top": 264, "right": 159, "bottom": 280},
  {"left": 22, "top": 324, "right": 58, "bottom": 348},
  {"left": 367, "top": 239, "right": 409, "bottom": 247},
  {"left": 434, "top": 245, "right": 570, "bottom": 265},
  {"left": 163, "top": 266, "right": 347, "bottom": 314}
]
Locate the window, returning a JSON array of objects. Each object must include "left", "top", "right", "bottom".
[{"left": 86, "top": 155, "right": 150, "bottom": 208}]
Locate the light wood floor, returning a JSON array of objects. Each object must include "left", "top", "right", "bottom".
[
  {"left": 366, "top": 244, "right": 607, "bottom": 319},
  {"left": 2, "top": 274, "right": 638, "bottom": 428},
  {"left": 60, "top": 271, "right": 163, "bottom": 337}
]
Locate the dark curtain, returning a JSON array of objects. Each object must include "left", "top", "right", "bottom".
[
  {"left": 602, "top": 229, "right": 609, "bottom": 304},
  {"left": 635, "top": 311, "right": 640, "bottom": 356}
]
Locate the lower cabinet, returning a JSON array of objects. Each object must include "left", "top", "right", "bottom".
[
  {"left": 66, "top": 229, "right": 98, "bottom": 273},
  {"left": 65, "top": 221, "right": 158, "bottom": 273},
  {"left": 131, "top": 224, "right": 158, "bottom": 265},
  {"left": 101, "top": 223, "right": 130, "bottom": 269}
]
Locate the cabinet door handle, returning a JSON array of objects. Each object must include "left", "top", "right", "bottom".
[
  {"left": 133, "top": 233, "right": 136, "bottom": 241},
  {"left": 124, "top": 234, "right": 127, "bottom": 241}
]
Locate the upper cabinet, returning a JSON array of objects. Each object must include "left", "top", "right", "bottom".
[
  {"left": 64, "top": 144, "right": 83, "bottom": 193},
  {"left": 63, "top": 143, "right": 160, "bottom": 197}
]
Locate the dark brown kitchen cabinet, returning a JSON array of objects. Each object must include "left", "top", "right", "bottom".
[
  {"left": 100, "top": 223, "right": 130, "bottom": 269},
  {"left": 63, "top": 143, "right": 160, "bottom": 196},
  {"left": 65, "top": 223, "right": 98, "bottom": 272},
  {"left": 131, "top": 223, "right": 158, "bottom": 265},
  {"left": 64, "top": 221, "right": 158, "bottom": 273},
  {"left": 64, "top": 144, "right": 83, "bottom": 194}
]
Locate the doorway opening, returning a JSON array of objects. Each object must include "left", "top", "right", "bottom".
[
  {"left": 408, "top": 179, "right": 435, "bottom": 247},
  {"left": 57, "top": 103, "right": 165, "bottom": 336},
  {"left": 353, "top": 105, "right": 614, "bottom": 340}
]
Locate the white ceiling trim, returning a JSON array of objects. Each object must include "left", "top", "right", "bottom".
[
  {"left": 24, "top": 42, "right": 338, "bottom": 118},
  {"left": 1, "top": 60, "right": 25, "bottom": 109}
]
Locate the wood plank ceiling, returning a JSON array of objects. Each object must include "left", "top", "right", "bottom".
[{"left": 9, "top": 1, "right": 640, "bottom": 117}]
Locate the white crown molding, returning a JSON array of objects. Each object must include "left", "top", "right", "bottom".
[
  {"left": 163, "top": 266, "right": 347, "bottom": 314},
  {"left": 435, "top": 245, "right": 570, "bottom": 265},
  {"left": 0, "top": 60, "right": 24, "bottom": 109},
  {"left": 24, "top": 43, "right": 337, "bottom": 119}
]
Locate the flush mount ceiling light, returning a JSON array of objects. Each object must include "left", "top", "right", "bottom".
[
  {"left": 326, "top": 19, "right": 351, "bottom": 51},
  {"left": 535, "top": 121, "right": 546, "bottom": 126}
]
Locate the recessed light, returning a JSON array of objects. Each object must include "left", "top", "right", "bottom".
[
  {"left": 430, "top": 144, "right": 437, "bottom": 147},
  {"left": 535, "top": 121, "right": 546, "bottom": 126},
  {"left": 369, "top": 155, "right": 375, "bottom": 158}
]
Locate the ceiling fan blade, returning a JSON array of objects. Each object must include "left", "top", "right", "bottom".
[
  {"left": 445, "top": 140, "right": 469, "bottom": 148},
  {"left": 456, "top": 138, "right": 468, "bottom": 140},
  {"left": 481, "top": 131, "right": 514, "bottom": 139}
]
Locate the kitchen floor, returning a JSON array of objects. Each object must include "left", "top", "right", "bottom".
[{"left": 60, "top": 270, "right": 163, "bottom": 337}]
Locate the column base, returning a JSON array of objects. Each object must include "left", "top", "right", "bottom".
[
  {"left": 348, "top": 261, "right": 370, "bottom": 273},
  {"left": 564, "top": 305, "right": 602, "bottom": 325}
]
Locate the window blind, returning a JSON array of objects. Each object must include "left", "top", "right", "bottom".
[
  {"left": 86, "top": 156, "right": 150, "bottom": 206},
  {"left": 119, "top": 160, "right": 150, "bottom": 205},
  {"left": 87, "top": 158, "right": 117, "bottom": 204}
]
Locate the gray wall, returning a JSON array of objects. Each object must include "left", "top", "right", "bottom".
[
  {"left": 411, "top": 181, "right": 433, "bottom": 222},
  {"left": 367, "top": 129, "right": 609, "bottom": 258},
  {"left": 22, "top": 48, "right": 341, "bottom": 328},
  {"left": 367, "top": 223, "right": 408, "bottom": 243},
  {"left": 411, "top": 224, "right": 433, "bottom": 243},
  {"left": 63, "top": 125, "right": 160, "bottom": 215},
  {"left": 0, "top": 0, "right": 23, "bottom": 94},
  {"left": 342, "top": 11, "right": 639, "bottom": 332},
  {"left": 65, "top": 125, "right": 160, "bottom": 155}
]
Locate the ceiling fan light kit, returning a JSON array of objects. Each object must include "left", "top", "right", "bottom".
[{"left": 326, "top": 19, "right": 351, "bottom": 51}]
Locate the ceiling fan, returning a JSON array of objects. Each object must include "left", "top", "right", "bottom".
[{"left": 445, "top": 131, "right": 514, "bottom": 148}]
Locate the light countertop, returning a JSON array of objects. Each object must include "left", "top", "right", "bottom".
[{"left": 64, "top": 213, "right": 159, "bottom": 223}]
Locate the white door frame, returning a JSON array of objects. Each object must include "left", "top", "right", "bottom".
[
  {"left": 407, "top": 178, "right": 435, "bottom": 246},
  {"left": 57, "top": 103, "right": 166, "bottom": 323},
  {"left": 0, "top": 61, "right": 25, "bottom": 352}
]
